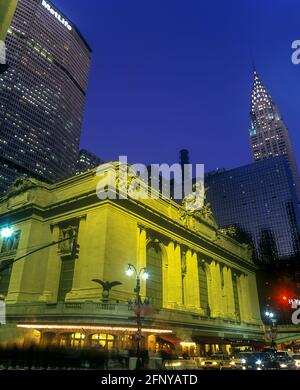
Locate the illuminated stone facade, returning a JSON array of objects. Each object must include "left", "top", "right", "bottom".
[{"left": 0, "top": 165, "right": 263, "bottom": 353}]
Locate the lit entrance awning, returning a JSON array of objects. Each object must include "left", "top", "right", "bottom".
[
  {"left": 157, "top": 335, "right": 182, "bottom": 345},
  {"left": 17, "top": 323, "right": 172, "bottom": 334},
  {"left": 274, "top": 334, "right": 300, "bottom": 344},
  {"left": 192, "top": 336, "right": 230, "bottom": 345}
]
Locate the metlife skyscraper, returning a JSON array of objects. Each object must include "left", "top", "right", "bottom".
[{"left": 0, "top": 0, "right": 91, "bottom": 193}]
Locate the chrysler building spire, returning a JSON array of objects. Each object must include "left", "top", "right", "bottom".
[{"left": 249, "top": 68, "right": 300, "bottom": 199}]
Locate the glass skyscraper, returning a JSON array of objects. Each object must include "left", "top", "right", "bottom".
[
  {"left": 206, "top": 157, "right": 300, "bottom": 263},
  {"left": 0, "top": 0, "right": 91, "bottom": 193},
  {"left": 76, "top": 149, "right": 104, "bottom": 174},
  {"left": 249, "top": 69, "right": 300, "bottom": 199}
]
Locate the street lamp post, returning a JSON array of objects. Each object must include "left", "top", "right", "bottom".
[
  {"left": 0, "top": 226, "right": 14, "bottom": 239},
  {"left": 126, "top": 263, "right": 149, "bottom": 370},
  {"left": 265, "top": 310, "right": 277, "bottom": 349}
]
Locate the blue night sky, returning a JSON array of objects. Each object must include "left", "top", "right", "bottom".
[{"left": 54, "top": 0, "right": 300, "bottom": 172}]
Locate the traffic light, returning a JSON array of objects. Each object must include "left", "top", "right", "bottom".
[{"left": 280, "top": 292, "right": 294, "bottom": 304}]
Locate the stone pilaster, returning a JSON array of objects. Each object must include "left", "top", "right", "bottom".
[
  {"left": 240, "top": 274, "right": 252, "bottom": 323},
  {"left": 221, "top": 266, "right": 235, "bottom": 320},
  {"left": 6, "top": 220, "right": 51, "bottom": 304},
  {"left": 184, "top": 250, "right": 200, "bottom": 310},
  {"left": 137, "top": 227, "right": 147, "bottom": 296},
  {"left": 6, "top": 224, "right": 32, "bottom": 304},
  {"left": 167, "top": 241, "right": 183, "bottom": 308},
  {"left": 40, "top": 225, "right": 61, "bottom": 303},
  {"left": 225, "top": 267, "right": 236, "bottom": 319},
  {"left": 65, "top": 218, "right": 89, "bottom": 301},
  {"left": 236, "top": 274, "right": 252, "bottom": 323},
  {"left": 247, "top": 273, "right": 262, "bottom": 324},
  {"left": 207, "top": 261, "right": 222, "bottom": 317},
  {"left": 216, "top": 262, "right": 225, "bottom": 317},
  {"left": 191, "top": 251, "right": 201, "bottom": 309}
]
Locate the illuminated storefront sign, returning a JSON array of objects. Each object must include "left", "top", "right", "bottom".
[
  {"left": 42, "top": 0, "right": 72, "bottom": 31},
  {"left": 17, "top": 324, "right": 173, "bottom": 333}
]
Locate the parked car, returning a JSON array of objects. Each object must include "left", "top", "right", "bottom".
[
  {"left": 229, "top": 354, "right": 248, "bottom": 370},
  {"left": 274, "top": 352, "right": 297, "bottom": 370},
  {"left": 233, "top": 352, "right": 278, "bottom": 370},
  {"left": 192, "top": 357, "right": 206, "bottom": 368},
  {"left": 200, "top": 355, "right": 232, "bottom": 369},
  {"left": 292, "top": 354, "right": 300, "bottom": 369},
  {"left": 163, "top": 359, "right": 199, "bottom": 370},
  {"left": 275, "top": 350, "right": 293, "bottom": 358}
]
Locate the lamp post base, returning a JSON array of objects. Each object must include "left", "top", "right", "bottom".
[{"left": 136, "top": 357, "right": 143, "bottom": 370}]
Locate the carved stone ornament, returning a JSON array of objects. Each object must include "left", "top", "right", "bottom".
[
  {"left": 115, "top": 164, "right": 138, "bottom": 194},
  {"left": 182, "top": 182, "right": 206, "bottom": 212},
  {"left": 5, "top": 177, "right": 47, "bottom": 198},
  {"left": 219, "top": 225, "right": 237, "bottom": 237}
]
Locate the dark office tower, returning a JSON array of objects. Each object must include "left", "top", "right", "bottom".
[
  {"left": 179, "top": 149, "right": 191, "bottom": 197},
  {"left": 0, "top": 0, "right": 91, "bottom": 193},
  {"left": 205, "top": 157, "right": 300, "bottom": 263},
  {"left": 76, "top": 149, "right": 104, "bottom": 174},
  {"left": 179, "top": 149, "right": 190, "bottom": 168},
  {"left": 249, "top": 69, "right": 300, "bottom": 198}
]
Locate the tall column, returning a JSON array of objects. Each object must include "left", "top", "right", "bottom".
[
  {"left": 208, "top": 261, "right": 222, "bottom": 317},
  {"left": 162, "top": 247, "right": 168, "bottom": 309},
  {"left": 41, "top": 225, "right": 61, "bottom": 303},
  {"left": 216, "top": 262, "right": 225, "bottom": 318},
  {"left": 184, "top": 250, "right": 200, "bottom": 310},
  {"left": 205, "top": 262, "right": 213, "bottom": 315},
  {"left": 247, "top": 273, "right": 262, "bottom": 323},
  {"left": 6, "top": 224, "right": 33, "bottom": 303},
  {"left": 6, "top": 220, "right": 51, "bottom": 304},
  {"left": 137, "top": 227, "right": 147, "bottom": 296},
  {"left": 221, "top": 267, "right": 235, "bottom": 320},
  {"left": 236, "top": 274, "right": 252, "bottom": 323},
  {"left": 167, "top": 241, "right": 183, "bottom": 308},
  {"left": 225, "top": 267, "right": 236, "bottom": 319},
  {"left": 236, "top": 275, "right": 244, "bottom": 321},
  {"left": 191, "top": 251, "right": 201, "bottom": 309},
  {"left": 220, "top": 266, "right": 227, "bottom": 316},
  {"left": 240, "top": 274, "right": 252, "bottom": 323},
  {"left": 66, "top": 218, "right": 90, "bottom": 301}
]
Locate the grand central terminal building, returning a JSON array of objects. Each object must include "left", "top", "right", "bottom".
[{"left": 0, "top": 163, "right": 264, "bottom": 356}]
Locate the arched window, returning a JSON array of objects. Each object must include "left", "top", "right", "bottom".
[
  {"left": 90, "top": 334, "right": 114, "bottom": 350},
  {"left": 41, "top": 332, "right": 56, "bottom": 346},
  {"left": 146, "top": 244, "right": 162, "bottom": 308},
  {"left": 70, "top": 332, "right": 85, "bottom": 348}
]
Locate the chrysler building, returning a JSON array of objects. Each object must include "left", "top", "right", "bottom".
[{"left": 249, "top": 69, "right": 300, "bottom": 199}]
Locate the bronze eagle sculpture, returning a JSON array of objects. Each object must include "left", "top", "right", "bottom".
[{"left": 92, "top": 279, "right": 122, "bottom": 302}]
